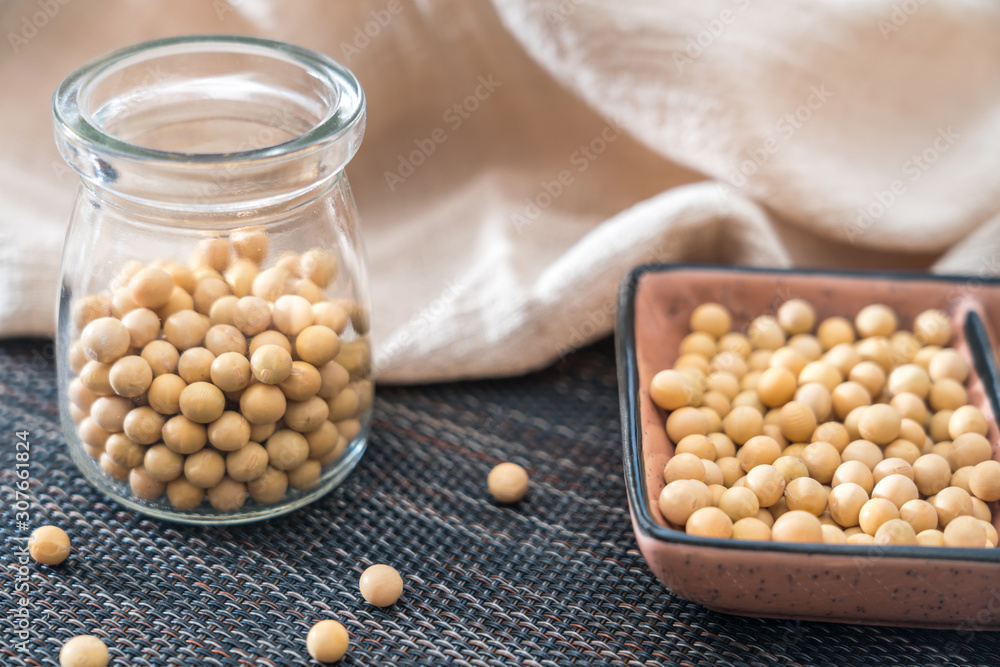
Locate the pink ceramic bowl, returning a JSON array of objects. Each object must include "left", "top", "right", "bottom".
[{"left": 617, "top": 264, "right": 1000, "bottom": 628}]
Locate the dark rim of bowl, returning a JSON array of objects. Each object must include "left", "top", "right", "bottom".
[{"left": 617, "top": 263, "right": 1000, "bottom": 562}]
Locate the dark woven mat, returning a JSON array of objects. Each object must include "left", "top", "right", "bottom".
[{"left": 2, "top": 338, "right": 998, "bottom": 666}]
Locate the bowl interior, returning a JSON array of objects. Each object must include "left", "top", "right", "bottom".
[{"left": 631, "top": 267, "right": 1000, "bottom": 539}]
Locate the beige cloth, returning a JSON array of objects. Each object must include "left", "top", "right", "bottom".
[{"left": 1, "top": 0, "right": 998, "bottom": 382}]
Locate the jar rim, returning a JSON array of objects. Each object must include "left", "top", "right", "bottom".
[{"left": 52, "top": 34, "right": 366, "bottom": 167}]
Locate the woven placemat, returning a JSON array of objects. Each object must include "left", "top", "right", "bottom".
[{"left": 1, "top": 337, "right": 998, "bottom": 666}]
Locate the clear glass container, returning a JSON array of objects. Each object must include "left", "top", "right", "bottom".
[{"left": 52, "top": 36, "right": 372, "bottom": 524}]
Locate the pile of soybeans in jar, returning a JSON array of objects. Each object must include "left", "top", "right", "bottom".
[
  {"left": 651, "top": 299, "right": 1000, "bottom": 548},
  {"left": 64, "top": 231, "right": 372, "bottom": 514}
]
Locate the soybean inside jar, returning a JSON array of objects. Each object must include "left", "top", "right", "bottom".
[{"left": 52, "top": 36, "right": 373, "bottom": 524}]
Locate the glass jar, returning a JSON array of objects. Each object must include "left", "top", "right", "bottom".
[{"left": 52, "top": 36, "right": 372, "bottom": 524}]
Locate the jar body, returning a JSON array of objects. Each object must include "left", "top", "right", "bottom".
[{"left": 53, "top": 37, "right": 371, "bottom": 524}]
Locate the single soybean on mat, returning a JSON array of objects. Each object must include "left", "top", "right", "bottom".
[{"left": 1, "top": 338, "right": 998, "bottom": 666}]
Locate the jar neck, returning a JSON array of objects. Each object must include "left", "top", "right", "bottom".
[
  {"left": 80, "top": 170, "right": 347, "bottom": 230},
  {"left": 53, "top": 36, "right": 365, "bottom": 213}
]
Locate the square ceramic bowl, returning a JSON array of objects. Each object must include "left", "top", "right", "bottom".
[{"left": 616, "top": 264, "right": 1000, "bottom": 628}]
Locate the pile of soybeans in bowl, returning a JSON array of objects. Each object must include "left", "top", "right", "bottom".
[{"left": 650, "top": 299, "right": 1000, "bottom": 548}]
